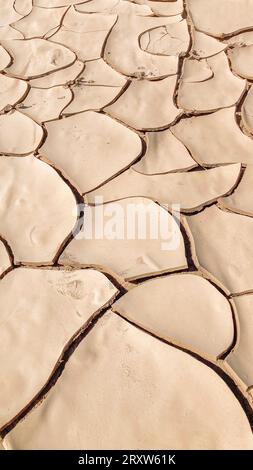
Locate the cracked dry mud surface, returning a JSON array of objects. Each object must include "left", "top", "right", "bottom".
[{"left": 0, "top": 0, "right": 253, "bottom": 451}]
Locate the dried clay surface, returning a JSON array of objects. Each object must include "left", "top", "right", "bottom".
[
  {"left": 59, "top": 197, "right": 187, "bottom": 280},
  {"left": 3, "top": 312, "right": 253, "bottom": 450},
  {"left": 1, "top": 0, "right": 253, "bottom": 452},
  {"left": 0, "top": 268, "right": 117, "bottom": 430}
]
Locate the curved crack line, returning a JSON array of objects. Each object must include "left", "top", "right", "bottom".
[
  {"left": 0, "top": 44, "right": 14, "bottom": 69},
  {"left": 173, "top": 0, "right": 194, "bottom": 109},
  {"left": 234, "top": 81, "right": 253, "bottom": 139},
  {"left": 3, "top": 54, "right": 78, "bottom": 82},
  {"left": 17, "top": 87, "right": 73, "bottom": 125},
  {"left": 101, "top": 14, "right": 180, "bottom": 81},
  {"left": 0, "top": 235, "right": 14, "bottom": 282},
  {"left": 0, "top": 79, "right": 30, "bottom": 115},
  {"left": 82, "top": 132, "right": 146, "bottom": 196},
  {"left": 1, "top": 0, "right": 252, "bottom": 433},
  {"left": 0, "top": 288, "right": 121, "bottom": 440},
  {"left": 112, "top": 309, "right": 253, "bottom": 429},
  {"left": 111, "top": 278, "right": 237, "bottom": 360},
  {"left": 29, "top": 60, "right": 86, "bottom": 89},
  {"left": 83, "top": 163, "right": 244, "bottom": 218},
  {"left": 11, "top": 3, "right": 71, "bottom": 40},
  {"left": 62, "top": 79, "right": 130, "bottom": 117},
  {"left": 13, "top": 0, "right": 32, "bottom": 17},
  {"left": 0, "top": 112, "right": 45, "bottom": 158}
]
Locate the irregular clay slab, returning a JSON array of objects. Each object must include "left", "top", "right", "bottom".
[
  {"left": 224, "top": 31, "right": 253, "bottom": 47},
  {"left": 192, "top": 31, "right": 227, "bottom": 58},
  {"left": 64, "top": 85, "right": 121, "bottom": 114},
  {"left": 18, "top": 86, "right": 72, "bottom": 122},
  {"left": 104, "top": 15, "right": 188, "bottom": 79},
  {"left": 0, "top": 0, "right": 22, "bottom": 27},
  {"left": 2, "top": 39, "right": 76, "bottom": 79},
  {"left": 139, "top": 21, "right": 189, "bottom": 57},
  {"left": 0, "top": 156, "right": 77, "bottom": 264},
  {"left": 219, "top": 166, "right": 253, "bottom": 217},
  {"left": 14, "top": 0, "right": 32, "bottom": 16},
  {"left": 51, "top": 8, "right": 117, "bottom": 61},
  {"left": 0, "top": 268, "right": 117, "bottom": 429},
  {"left": 70, "top": 58, "right": 126, "bottom": 87},
  {"left": 30, "top": 60, "right": 84, "bottom": 88},
  {"left": 133, "top": 129, "right": 196, "bottom": 175},
  {"left": 0, "top": 25, "right": 24, "bottom": 40},
  {"left": 0, "top": 240, "right": 11, "bottom": 277},
  {"left": 105, "top": 76, "right": 181, "bottom": 130},
  {"left": 76, "top": 0, "right": 152, "bottom": 15},
  {"left": 34, "top": 0, "right": 85, "bottom": 6},
  {"left": 172, "top": 107, "right": 253, "bottom": 165},
  {"left": 4, "top": 311, "right": 253, "bottom": 450},
  {"left": 133, "top": 0, "right": 184, "bottom": 16},
  {"left": 186, "top": 206, "right": 253, "bottom": 294},
  {"left": 0, "top": 75, "right": 28, "bottom": 112},
  {"left": 63, "top": 59, "right": 126, "bottom": 114},
  {"left": 13, "top": 6, "right": 68, "bottom": 39},
  {"left": 188, "top": 0, "right": 253, "bottom": 38},
  {"left": 0, "top": 111, "right": 43, "bottom": 155},
  {"left": 41, "top": 111, "right": 142, "bottom": 193},
  {"left": 242, "top": 86, "right": 253, "bottom": 134},
  {"left": 227, "top": 46, "right": 253, "bottom": 79},
  {"left": 226, "top": 294, "right": 253, "bottom": 387},
  {"left": 178, "top": 53, "right": 245, "bottom": 112},
  {"left": 113, "top": 273, "right": 234, "bottom": 359},
  {"left": 180, "top": 59, "right": 213, "bottom": 83},
  {"left": 59, "top": 197, "right": 187, "bottom": 281},
  {"left": 0, "top": 45, "right": 11, "bottom": 70},
  {"left": 86, "top": 164, "right": 241, "bottom": 212}
]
